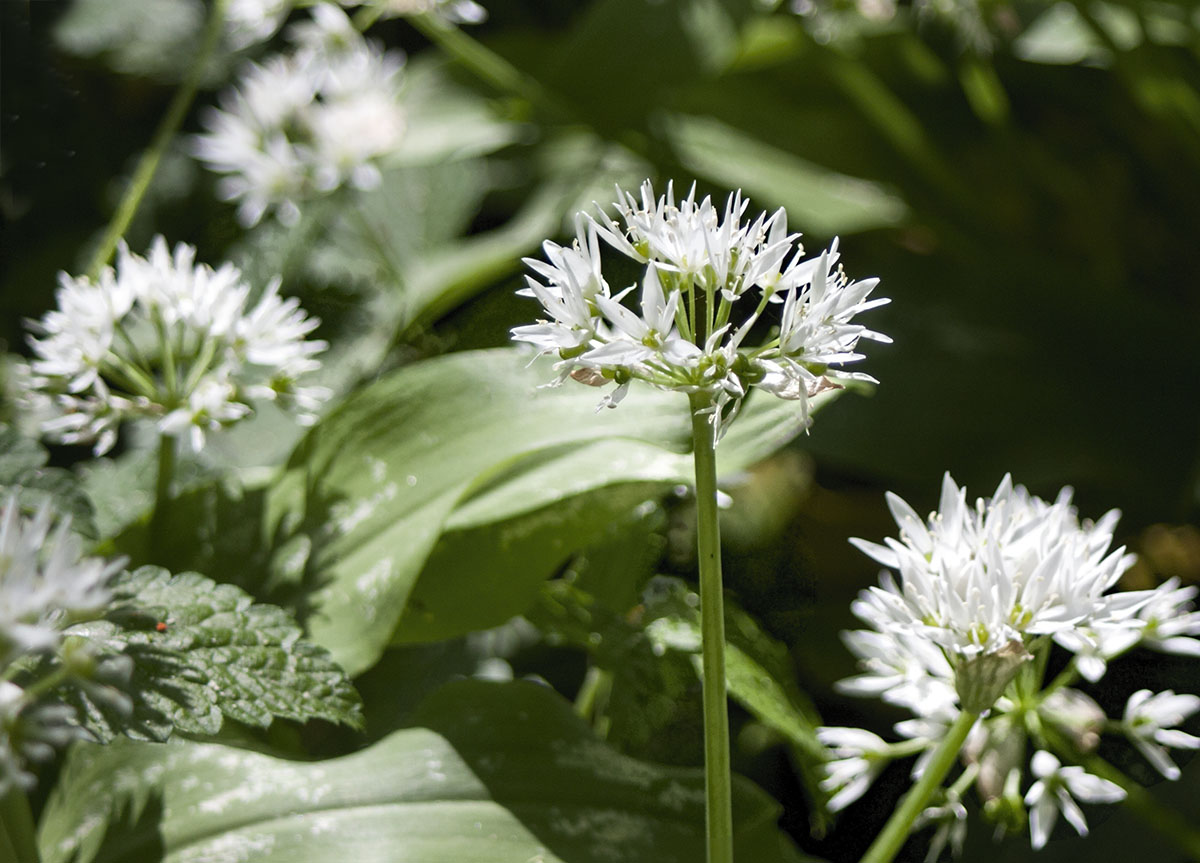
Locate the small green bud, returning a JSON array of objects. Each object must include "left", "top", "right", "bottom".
[{"left": 955, "top": 640, "right": 1032, "bottom": 714}]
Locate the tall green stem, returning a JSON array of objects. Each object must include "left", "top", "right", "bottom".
[
  {"left": 859, "top": 709, "right": 979, "bottom": 863},
  {"left": 85, "top": 0, "right": 230, "bottom": 280},
  {"left": 408, "top": 13, "right": 568, "bottom": 120},
  {"left": 689, "top": 391, "right": 733, "bottom": 863},
  {"left": 151, "top": 432, "right": 176, "bottom": 561}
]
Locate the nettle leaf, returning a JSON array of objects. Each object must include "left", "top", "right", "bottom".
[
  {"left": 39, "top": 680, "right": 810, "bottom": 863},
  {"left": 60, "top": 566, "right": 362, "bottom": 741}
]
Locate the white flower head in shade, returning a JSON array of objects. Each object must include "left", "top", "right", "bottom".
[
  {"left": 1023, "top": 750, "right": 1124, "bottom": 849},
  {"left": 511, "top": 180, "right": 889, "bottom": 430},
  {"left": 1121, "top": 689, "right": 1200, "bottom": 780},
  {"left": 372, "top": 0, "right": 488, "bottom": 24},
  {"left": 849, "top": 473, "right": 1140, "bottom": 667},
  {"left": 195, "top": 3, "right": 406, "bottom": 226},
  {"left": 0, "top": 499, "right": 123, "bottom": 665},
  {"left": 22, "top": 237, "right": 329, "bottom": 454},
  {"left": 816, "top": 726, "right": 892, "bottom": 812},
  {"left": 0, "top": 681, "right": 81, "bottom": 795}
]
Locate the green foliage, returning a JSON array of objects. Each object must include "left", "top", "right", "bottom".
[
  {"left": 0, "top": 425, "right": 96, "bottom": 539},
  {"left": 60, "top": 566, "right": 362, "bottom": 741},
  {"left": 39, "top": 680, "right": 811, "bottom": 863}
]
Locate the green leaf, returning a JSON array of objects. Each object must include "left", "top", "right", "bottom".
[
  {"left": 0, "top": 425, "right": 97, "bottom": 540},
  {"left": 663, "top": 113, "right": 908, "bottom": 235},
  {"left": 61, "top": 566, "right": 362, "bottom": 741},
  {"left": 396, "top": 385, "right": 840, "bottom": 644},
  {"left": 39, "top": 680, "right": 807, "bottom": 863}
]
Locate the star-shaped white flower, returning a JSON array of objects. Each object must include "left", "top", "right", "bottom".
[
  {"left": 1024, "top": 750, "right": 1125, "bottom": 849},
  {"left": 1122, "top": 689, "right": 1200, "bottom": 780}
]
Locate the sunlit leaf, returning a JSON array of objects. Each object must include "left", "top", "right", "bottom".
[{"left": 39, "top": 680, "right": 809, "bottom": 863}]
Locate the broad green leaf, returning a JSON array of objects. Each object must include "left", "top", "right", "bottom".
[
  {"left": 263, "top": 348, "right": 693, "bottom": 675},
  {"left": 258, "top": 349, "right": 836, "bottom": 674},
  {"left": 40, "top": 680, "right": 808, "bottom": 863},
  {"left": 396, "top": 386, "right": 839, "bottom": 643},
  {"left": 664, "top": 113, "right": 908, "bottom": 235},
  {"left": 61, "top": 566, "right": 361, "bottom": 741}
]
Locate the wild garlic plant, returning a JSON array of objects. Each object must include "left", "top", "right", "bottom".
[
  {"left": 19, "top": 236, "right": 328, "bottom": 527},
  {"left": 823, "top": 474, "right": 1200, "bottom": 862},
  {"left": 513, "top": 179, "right": 889, "bottom": 863}
]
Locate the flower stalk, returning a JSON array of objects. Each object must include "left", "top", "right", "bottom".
[
  {"left": 690, "top": 391, "right": 733, "bottom": 863},
  {"left": 859, "top": 709, "right": 979, "bottom": 863},
  {"left": 85, "top": 0, "right": 229, "bottom": 280},
  {"left": 152, "top": 432, "right": 176, "bottom": 561}
]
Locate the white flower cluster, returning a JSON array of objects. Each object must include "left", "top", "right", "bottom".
[
  {"left": 22, "top": 237, "right": 329, "bottom": 454},
  {"left": 0, "top": 498, "right": 131, "bottom": 794},
  {"left": 816, "top": 474, "right": 1200, "bottom": 855},
  {"left": 511, "top": 181, "right": 889, "bottom": 427},
  {"left": 197, "top": 4, "right": 406, "bottom": 226},
  {"left": 849, "top": 473, "right": 1139, "bottom": 664},
  {"left": 0, "top": 499, "right": 121, "bottom": 664}
]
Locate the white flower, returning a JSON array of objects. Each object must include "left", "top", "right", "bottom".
[
  {"left": 817, "top": 726, "right": 893, "bottom": 812},
  {"left": 1023, "top": 750, "right": 1125, "bottom": 849},
  {"left": 914, "top": 789, "right": 968, "bottom": 862},
  {"left": 1122, "top": 689, "right": 1200, "bottom": 780},
  {"left": 0, "top": 499, "right": 123, "bottom": 664},
  {"left": 195, "top": 4, "right": 406, "bottom": 226},
  {"left": 850, "top": 473, "right": 1140, "bottom": 663},
  {"left": 1038, "top": 688, "right": 1106, "bottom": 752},
  {"left": 512, "top": 180, "right": 888, "bottom": 427},
  {"left": 1131, "top": 578, "right": 1200, "bottom": 656},
  {"left": 369, "top": 0, "right": 488, "bottom": 24},
  {"left": 21, "top": 237, "right": 327, "bottom": 454}
]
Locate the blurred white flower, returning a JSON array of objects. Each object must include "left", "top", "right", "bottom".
[
  {"left": 21, "top": 237, "right": 328, "bottom": 454},
  {"left": 196, "top": 4, "right": 406, "bottom": 226},
  {"left": 1023, "top": 750, "right": 1124, "bottom": 849},
  {"left": 224, "top": 0, "right": 296, "bottom": 48},
  {"left": 850, "top": 473, "right": 1140, "bottom": 664},
  {"left": 817, "top": 726, "right": 893, "bottom": 812},
  {"left": 1122, "top": 689, "right": 1200, "bottom": 780},
  {"left": 512, "top": 180, "right": 888, "bottom": 427},
  {"left": 373, "top": 0, "right": 488, "bottom": 24},
  {"left": 0, "top": 499, "right": 122, "bottom": 664},
  {"left": 914, "top": 789, "right": 968, "bottom": 862}
]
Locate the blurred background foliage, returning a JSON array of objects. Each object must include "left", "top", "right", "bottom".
[{"left": 3, "top": 0, "right": 1200, "bottom": 860}]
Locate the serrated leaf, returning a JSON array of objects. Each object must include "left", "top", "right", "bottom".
[
  {"left": 61, "top": 566, "right": 361, "bottom": 741},
  {"left": 39, "top": 680, "right": 809, "bottom": 863}
]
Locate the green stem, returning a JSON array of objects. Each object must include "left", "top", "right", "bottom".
[
  {"left": 409, "top": 12, "right": 567, "bottom": 119},
  {"left": 1043, "top": 725, "right": 1200, "bottom": 861},
  {"left": 0, "top": 786, "right": 39, "bottom": 863},
  {"left": 689, "top": 391, "right": 733, "bottom": 863},
  {"left": 151, "top": 432, "right": 176, "bottom": 561},
  {"left": 85, "top": 0, "right": 230, "bottom": 280},
  {"left": 859, "top": 709, "right": 980, "bottom": 863}
]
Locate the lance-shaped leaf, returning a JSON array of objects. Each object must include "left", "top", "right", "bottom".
[
  {"left": 39, "top": 680, "right": 812, "bottom": 863},
  {"left": 259, "top": 348, "right": 836, "bottom": 674}
]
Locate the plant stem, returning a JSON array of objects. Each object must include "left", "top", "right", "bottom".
[
  {"left": 859, "top": 709, "right": 979, "bottom": 863},
  {"left": 689, "top": 391, "right": 733, "bottom": 863},
  {"left": 0, "top": 786, "right": 40, "bottom": 863},
  {"left": 85, "top": 0, "right": 230, "bottom": 280},
  {"left": 409, "top": 13, "right": 568, "bottom": 120},
  {"left": 152, "top": 432, "right": 176, "bottom": 561}
]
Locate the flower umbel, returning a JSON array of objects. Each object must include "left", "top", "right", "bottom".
[
  {"left": 850, "top": 473, "right": 1140, "bottom": 667},
  {"left": 511, "top": 180, "right": 889, "bottom": 431},
  {"left": 22, "top": 237, "right": 329, "bottom": 454},
  {"left": 195, "top": 4, "right": 406, "bottom": 226}
]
